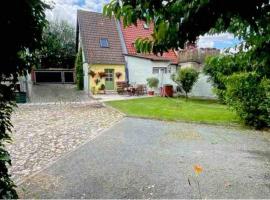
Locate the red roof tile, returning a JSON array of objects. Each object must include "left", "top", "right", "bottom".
[{"left": 120, "top": 20, "right": 178, "bottom": 64}]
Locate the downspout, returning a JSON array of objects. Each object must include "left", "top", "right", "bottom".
[{"left": 116, "top": 19, "right": 129, "bottom": 83}]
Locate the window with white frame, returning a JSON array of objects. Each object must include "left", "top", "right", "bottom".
[{"left": 152, "top": 67, "right": 168, "bottom": 74}]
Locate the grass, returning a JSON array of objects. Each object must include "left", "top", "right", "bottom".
[{"left": 106, "top": 97, "right": 241, "bottom": 125}]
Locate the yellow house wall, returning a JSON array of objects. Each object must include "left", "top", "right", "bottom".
[{"left": 89, "top": 64, "right": 125, "bottom": 93}]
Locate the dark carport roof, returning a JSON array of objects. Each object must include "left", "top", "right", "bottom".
[{"left": 77, "top": 10, "right": 124, "bottom": 65}]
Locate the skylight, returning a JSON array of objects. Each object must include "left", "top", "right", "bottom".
[{"left": 100, "top": 38, "right": 109, "bottom": 48}]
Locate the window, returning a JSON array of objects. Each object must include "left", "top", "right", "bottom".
[
  {"left": 153, "top": 67, "right": 159, "bottom": 74},
  {"left": 100, "top": 38, "right": 109, "bottom": 48},
  {"left": 167, "top": 66, "right": 171, "bottom": 73},
  {"left": 152, "top": 67, "right": 168, "bottom": 74},
  {"left": 143, "top": 23, "right": 149, "bottom": 29}
]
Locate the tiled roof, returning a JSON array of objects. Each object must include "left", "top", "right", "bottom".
[
  {"left": 120, "top": 20, "right": 178, "bottom": 64},
  {"left": 77, "top": 10, "right": 124, "bottom": 65}
]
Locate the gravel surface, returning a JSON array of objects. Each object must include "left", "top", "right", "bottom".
[
  {"left": 7, "top": 103, "right": 123, "bottom": 183},
  {"left": 18, "top": 117, "right": 270, "bottom": 199}
]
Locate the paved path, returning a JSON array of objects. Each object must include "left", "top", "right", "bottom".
[
  {"left": 30, "top": 84, "right": 91, "bottom": 103},
  {"left": 8, "top": 103, "right": 123, "bottom": 183},
  {"left": 93, "top": 94, "right": 152, "bottom": 102},
  {"left": 18, "top": 118, "right": 270, "bottom": 199}
]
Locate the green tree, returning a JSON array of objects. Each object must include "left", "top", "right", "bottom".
[
  {"left": 0, "top": 1, "right": 49, "bottom": 198},
  {"left": 76, "top": 48, "right": 84, "bottom": 90},
  {"left": 103, "top": 0, "right": 270, "bottom": 128},
  {"left": 172, "top": 68, "right": 199, "bottom": 99},
  {"left": 38, "top": 20, "right": 76, "bottom": 69}
]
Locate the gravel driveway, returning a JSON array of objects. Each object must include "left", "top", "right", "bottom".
[
  {"left": 7, "top": 103, "right": 123, "bottom": 183},
  {"left": 18, "top": 118, "right": 270, "bottom": 199}
]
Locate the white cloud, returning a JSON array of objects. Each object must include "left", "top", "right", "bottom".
[
  {"left": 45, "top": 1, "right": 239, "bottom": 49},
  {"left": 45, "top": 0, "right": 109, "bottom": 25},
  {"left": 197, "top": 33, "right": 237, "bottom": 49}
]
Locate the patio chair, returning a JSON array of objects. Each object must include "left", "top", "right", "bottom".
[
  {"left": 135, "top": 84, "right": 147, "bottom": 96},
  {"left": 116, "top": 81, "right": 128, "bottom": 94}
]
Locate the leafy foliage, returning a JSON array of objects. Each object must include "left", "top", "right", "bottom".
[
  {"left": 0, "top": 0, "right": 48, "bottom": 198},
  {"left": 172, "top": 68, "right": 199, "bottom": 99},
  {"left": 103, "top": 0, "right": 269, "bottom": 53},
  {"left": 225, "top": 73, "right": 270, "bottom": 129},
  {"left": 75, "top": 48, "right": 84, "bottom": 90},
  {"left": 204, "top": 46, "right": 270, "bottom": 128},
  {"left": 146, "top": 77, "right": 159, "bottom": 89},
  {"left": 104, "top": 0, "right": 270, "bottom": 128},
  {"left": 38, "top": 20, "right": 76, "bottom": 69}
]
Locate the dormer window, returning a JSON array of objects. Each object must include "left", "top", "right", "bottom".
[
  {"left": 100, "top": 38, "right": 109, "bottom": 48},
  {"left": 143, "top": 23, "right": 149, "bottom": 29}
]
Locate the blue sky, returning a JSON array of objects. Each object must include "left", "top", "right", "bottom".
[{"left": 45, "top": 0, "right": 240, "bottom": 49}]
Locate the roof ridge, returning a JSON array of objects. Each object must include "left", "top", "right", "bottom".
[{"left": 77, "top": 9, "right": 103, "bottom": 15}]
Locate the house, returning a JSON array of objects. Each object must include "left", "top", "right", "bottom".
[
  {"left": 76, "top": 10, "right": 126, "bottom": 93},
  {"left": 118, "top": 20, "right": 178, "bottom": 89},
  {"left": 76, "top": 10, "right": 218, "bottom": 98}
]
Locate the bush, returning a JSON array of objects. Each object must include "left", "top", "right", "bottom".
[
  {"left": 225, "top": 72, "right": 270, "bottom": 129},
  {"left": 75, "top": 48, "right": 84, "bottom": 90},
  {"left": 204, "top": 51, "right": 270, "bottom": 129},
  {"left": 204, "top": 53, "right": 250, "bottom": 102},
  {"left": 146, "top": 77, "right": 159, "bottom": 89},
  {"left": 172, "top": 67, "right": 199, "bottom": 99}
]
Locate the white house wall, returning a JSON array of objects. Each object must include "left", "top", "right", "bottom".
[
  {"left": 178, "top": 63, "right": 216, "bottom": 98},
  {"left": 125, "top": 56, "right": 177, "bottom": 91},
  {"left": 190, "top": 74, "right": 216, "bottom": 99}
]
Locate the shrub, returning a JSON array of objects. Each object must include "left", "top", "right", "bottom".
[
  {"left": 172, "top": 67, "right": 199, "bottom": 99},
  {"left": 146, "top": 77, "right": 159, "bottom": 89},
  {"left": 99, "top": 84, "right": 106, "bottom": 91},
  {"left": 225, "top": 72, "right": 270, "bottom": 129},
  {"left": 75, "top": 48, "right": 84, "bottom": 90}
]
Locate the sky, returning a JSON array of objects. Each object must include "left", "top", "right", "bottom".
[{"left": 45, "top": 0, "right": 240, "bottom": 50}]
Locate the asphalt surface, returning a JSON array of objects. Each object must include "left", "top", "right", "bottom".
[
  {"left": 30, "top": 84, "right": 91, "bottom": 103},
  {"left": 19, "top": 117, "right": 270, "bottom": 199}
]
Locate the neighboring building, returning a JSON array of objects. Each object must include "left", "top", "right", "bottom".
[
  {"left": 177, "top": 48, "right": 220, "bottom": 98},
  {"left": 76, "top": 10, "right": 126, "bottom": 93},
  {"left": 118, "top": 20, "right": 178, "bottom": 89}
]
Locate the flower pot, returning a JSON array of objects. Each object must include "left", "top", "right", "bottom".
[{"left": 148, "top": 91, "right": 154, "bottom": 96}]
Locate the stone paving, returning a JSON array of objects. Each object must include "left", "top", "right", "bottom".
[
  {"left": 29, "top": 84, "right": 91, "bottom": 103},
  {"left": 7, "top": 102, "right": 124, "bottom": 183}
]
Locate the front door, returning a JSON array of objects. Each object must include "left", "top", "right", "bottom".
[{"left": 105, "top": 69, "right": 114, "bottom": 90}]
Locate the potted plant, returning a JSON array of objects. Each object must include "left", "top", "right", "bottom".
[
  {"left": 98, "top": 71, "right": 107, "bottom": 78},
  {"left": 146, "top": 77, "right": 159, "bottom": 95},
  {"left": 89, "top": 70, "right": 96, "bottom": 78},
  {"left": 99, "top": 83, "right": 106, "bottom": 94},
  {"left": 115, "top": 72, "right": 122, "bottom": 79}
]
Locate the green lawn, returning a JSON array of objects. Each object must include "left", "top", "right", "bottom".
[{"left": 106, "top": 97, "right": 240, "bottom": 125}]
